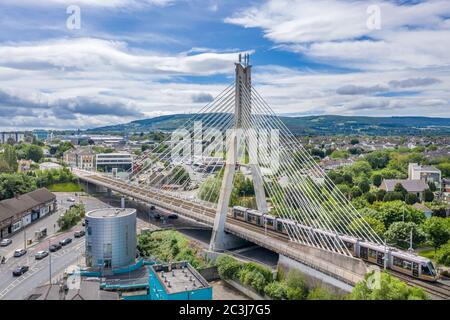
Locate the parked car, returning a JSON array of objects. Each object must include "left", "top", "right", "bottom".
[
  {"left": 153, "top": 213, "right": 161, "bottom": 219},
  {"left": 74, "top": 230, "right": 85, "bottom": 238},
  {"left": 13, "top": 249, "right": 27, "bottom": 257},
  {"left": 81, "top": 220, "right": 86, "bottom": 226},
  {"left": 67, "top": 198, "right": 76, "bottom": 202},
  {"left": 150, "top": 205, "right": 155, "bottom": 210},
  {"left": 35, "top": 251, "right": 49, "bottom": 260},
  {"left": 0, "top": 239, "right": 12, "bottom": 247},
  {"left": 49, "top": 243, "right": 62, "bottom": 252},
  {"left": 59, "top": 238, "right": 72, "bottom": 246},
  {"left": 13, "top": 266, "right": 29, "bottom": 276},
  {"left": 168, "top": 213, "right": 178, "bottom": 219}
]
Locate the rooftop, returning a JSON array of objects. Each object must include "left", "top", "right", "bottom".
[
  {"left": 0, "top": 188, "right": 55, "bottom": 222},
  {"left": 381, "top": 179, "right": 429, "bottom": 192},
  {"left": 151, "top": 261, "right": 210, "bottom": 294},
  {"left": 86, "top": 207, "right": 136, "bottom": 219}
]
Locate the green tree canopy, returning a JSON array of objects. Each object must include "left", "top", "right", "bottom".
[{"left": 422, "top": 217, "right": 450, "bottom": 251}]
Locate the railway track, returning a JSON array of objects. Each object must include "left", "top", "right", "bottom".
[{"left": 389, "top": 270, "right": 450, "bottom": 300}]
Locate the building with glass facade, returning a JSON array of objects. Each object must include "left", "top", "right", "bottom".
[{"left": 85, "top": 208, "right": 136, "bottom": 269}]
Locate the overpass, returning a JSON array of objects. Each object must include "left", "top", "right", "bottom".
[{"left": 75, "top": 169, "right": 366, "bottom": 287}]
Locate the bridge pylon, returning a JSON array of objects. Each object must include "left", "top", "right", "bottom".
[{"left": 209, "top": 54, "right": 268, "bottom": 252}]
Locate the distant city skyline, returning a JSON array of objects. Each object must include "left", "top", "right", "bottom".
[{"left": 0, "top": 0, "right": 449, "bottom": 130}]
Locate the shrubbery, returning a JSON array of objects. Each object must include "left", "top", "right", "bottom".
[{"left": 57, "top": 204, "right": 85, "bottom": 231}]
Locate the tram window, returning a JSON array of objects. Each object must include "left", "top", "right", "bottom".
[
  {"left": 403, "top": 261, "right": 412, "bottom": 270},
  {"left": 393, "top": 257, "right": 403, "bottom": 268},
  {"left": 421, "top": 264, "right": 433, "bottom": 276},
  {"left": 369, "top": 249, "right": 377, "bottom": 258},
  {"left": 343, "top": 242, "right": 354, "bottom": 251}
]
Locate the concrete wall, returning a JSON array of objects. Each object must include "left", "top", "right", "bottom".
[
  {"left": 290, "top": 242, "right": 367, "bottom": 276},
  {"left": 278, "top": 255, "right": 354, "bottom": 295},
  {"left": 198, "top": 266, "right": 220, "bottom": 282}
]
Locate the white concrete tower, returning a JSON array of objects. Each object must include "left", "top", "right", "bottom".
[{"left": 209, "top": 54, "right": 268, "bottom": 251}]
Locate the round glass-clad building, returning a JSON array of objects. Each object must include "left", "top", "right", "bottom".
[{"left": 85, "top": 208, "right": 136, "bottom": 269}]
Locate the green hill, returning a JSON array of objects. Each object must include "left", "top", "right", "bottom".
[{"left": 88, "top": 114, "right": 450, "bottom": 136}]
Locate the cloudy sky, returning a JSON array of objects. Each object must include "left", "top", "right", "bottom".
[{"left": 0, "top": 0, "right": 449, "bottom": 130}]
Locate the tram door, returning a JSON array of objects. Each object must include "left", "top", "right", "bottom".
[
  {"left": 360, "top": 247, "right": 368, "bottom": 260},
  {"left": 412, "top": 262, "right": 419, "bottom": 277}
]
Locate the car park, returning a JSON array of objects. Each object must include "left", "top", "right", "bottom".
[
  {"left": 0, "top": 239, "right": 12, "bottom": 247},
  {"left": 74, "top": 230, "right": 85, "bottom": 238},
  {"left": 13, "top": 266, "right": 29, "bottom": 276},
  {"left": 13, "top": 249, "right": 27, "bottom": 257},
  {"left": 59, "top": 238, "right": 72, "bottom": 246},
  {"left": 35, "top": 251, "right": 49, "bottom": 260},
  {"left": 49, "top": 243, "right": 62, "bottom": 252}
]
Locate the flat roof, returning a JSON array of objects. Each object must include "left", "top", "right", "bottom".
[
  {"left": 151, "top": 262, "right": 209, "bottom": 294},
  {"left": 86, "top": 208, "right": 135, "bottom": 218}
]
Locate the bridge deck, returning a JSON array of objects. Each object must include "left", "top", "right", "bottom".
[{"left": 75, "top": 170, "right": 364, "bottom": 286}]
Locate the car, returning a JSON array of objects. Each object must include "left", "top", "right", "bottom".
[
  {"left": 12, "top": 266, "right": 29, "bottom": 277},
  {"left": 81, "top": 220, "right": 86, "bottom": 226},
  {"left": 59, "top": 238, "right": 72, "bottom": 246},
  {"left": 35, "top": 251, "right": 49, "bottom": 260},
  {"left": 0, "top": 239, "right": 12, "bottom": 247},
  {"left": 168, "top": 213, "right": 178, "bottom": 219},
  {"left": 13, "top": 249, "right": 27, "bottom": 257},
  {"left": 67, "top": 198, "right": 76, "bottom": 202},
  {"left": 74, "top": 230, "right": 85, "bottom": 238},
  {"left": 153, "top": 213, "right": 161, "bottom": 219},
  {"left": 49, "top": 243, "right": 62, "bottom": 252},
  {"left": 150, "top": 205, "right": 155, "bottom": 210}
]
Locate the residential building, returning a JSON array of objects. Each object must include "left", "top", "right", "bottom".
[
  {"left": 149, "top": 261, "right": 212, "bottom": 300},
  {"left": 380, "top": 179, "right": 430, "bottom": 202},
  {"left": 63, "top": 148, "right": 96, "bottom": 170},
  {"left": 95, "top": 152, "right": 133, "bottom": 173},
  {"left": 413, "top": 203, "right": 433, "bottom": 218},
  {"left": 0, "top": 131, "right": 25, "bottom": 144},
  {"left": 88, "top": 135, "right": 124, "bottom": 146},
  {"left": 443, "top": 179, "right": 450, "bottom": 204},
  {"left": 39, "top": 162, "right": 62, "bottom": 171},
  {"left": 408, "top": 163, "right": 442, "bottom": 191},
  {"left": 0, "top": 188, "right": 57, "bottom": 238}
]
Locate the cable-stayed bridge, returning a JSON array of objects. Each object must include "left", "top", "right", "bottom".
[{"left": 73, "top": 56, "right": 385, "bottom": 287}]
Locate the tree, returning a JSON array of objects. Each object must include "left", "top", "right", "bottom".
[
  {"left": 372, "top": 174, "right": 382, "bottom": 187},
  {"left": 350, "top": 271, "right": 428, "bottom": 300},
  {"left": 365, "top": 151, "right": 390, "bottom": 170},
  {"left": 330, "top": 150, "right": 349, "bottom": 159},
  {"left": 384, "top": 222, "right": 426, "bottom": 249},
  {"left": 25, "top": 145, "right": 44, "bottom": 162},
  {"left": 370, "top": 201, "right": 426, "bottom": 228},
  {"left": 168, "top": 165, "right": 190, "bottom": 186},
  {"left": 2, "top": 145, "right": 18, "bottom": 172},
  {"left": 383, "top": 192, "right": 404, "bottom": 202},
  {"left": 348, "top": 217, "right": 386, "bottom": 238},
  {"left": 428, "top": 182, "right": 437, "bottom": 192},
  {"left": 351, "top": 186, "right": 362, "bottom": 199},
  {"left": 364, "top": 192, "right": 376, "bottom": 204},
  {"left": 358, "top": 180, "right": 370, "bottom": 194},
  {"left": 393, "top": 183, "right": 407, "bottom": 196},
  {"left": 424, "top": 189, "right": 434, "bottom": 202},
  {"left": 405, "top": 193, "right": 418, "bottom": 205},
  {"left": 436, "top": 241, "right": 450, "bottom": 266},
  {"left": 422, "top": 217, "right": 450, "bottom": 252},
  {"left": 350, "top": 138, "right": 359, "bottom": 145}
]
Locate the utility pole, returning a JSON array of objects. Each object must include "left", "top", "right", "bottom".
[
  {"left": 408, "top": 228, "right": 413, "bottom": 252},
  {"left": 49, "top": 239, "right": 52, "bottom": 284}
]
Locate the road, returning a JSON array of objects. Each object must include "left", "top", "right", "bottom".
[{"left": 0, "top": 192, "right": 111, "bottom": 300}]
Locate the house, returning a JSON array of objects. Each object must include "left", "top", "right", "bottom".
[
  {"left": 408, "top": 163, "right": 442, "bottom": 191},
  {"left": 443, "top": 178, "right": 450, "bottom": 204},
  {"left": 380, "top": 179, "right": 430, "bottom": 201},
  {"left": 0, "top": 188, "right": 57, "bottom": 238},
  {"left": 413, "top": 203, "right": 433, "bottom": 218}
]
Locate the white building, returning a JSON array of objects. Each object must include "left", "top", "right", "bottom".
[
  {"left": 408, "top": 163, "right": 442, "bottom": 191},
  {"left": 95, "top": 153, "right": 133, "bottom": 173},
  {"left": 0, "top": 132, "right": 25, "bottom": 144}
]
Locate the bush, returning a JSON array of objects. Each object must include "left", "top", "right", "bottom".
[
  {"left": 307, "top": 287, "right": 337, "bottom": 300},
  {"left": 436, "top": 241, "right": 450, "bottom": 266},
  {"left": 264, "top": 281, "right": 288, "bottom": 300},
  {"left": 57, "top": 204, "right": 85, "bottom": 231},
  {"left": 239, "top": 269, "right": 267, "bottom": 293},
  {"left": 216, "top": 255, "right": 243, "bottom": 280}
]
